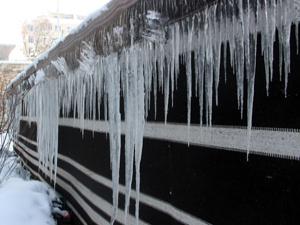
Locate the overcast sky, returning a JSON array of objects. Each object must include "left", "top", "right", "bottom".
[{"left": 0, "top": 0, "right": 110, "bottom": 45}]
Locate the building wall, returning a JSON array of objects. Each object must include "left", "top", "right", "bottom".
[
  {"left": 14, "top": 33, "right": 300, "bottom": 225},
  {"left": 11, "top": 1, "right": 300, "bottom": 224}
]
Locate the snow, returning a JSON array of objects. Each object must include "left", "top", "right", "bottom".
[
  {"left": 34, "top": 69, "right": 46, "bottom": 85},
  {"left": 0, "top": 178, "right": 55, "bottom": 225},
  {"left": 6, "top": 51, "right": 50, "bottom": 90},
  {"left": 68, "top": 1, "right": 110, "bottom": 36},
  {"left": 0, "top": 154, "right": 55, "bottom": 225},
  {"left": 14, "top": 0, "right": 300, "bottom": 224}
]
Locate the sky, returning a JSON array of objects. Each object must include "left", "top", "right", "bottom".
[{"left": 0, "top": 0, "right": 110, "bottom": 45}]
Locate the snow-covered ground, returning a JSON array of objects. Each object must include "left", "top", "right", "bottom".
[
  {"left": 0, "top": 151, "right": 56, "bottom": 225},
  {"left": 0, "top": 177, "right": 56, "bottom": 225}
]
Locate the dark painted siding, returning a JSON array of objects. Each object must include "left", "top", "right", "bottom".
[{"left": 16, "top": 25, "right": 300, "bottom": 225}]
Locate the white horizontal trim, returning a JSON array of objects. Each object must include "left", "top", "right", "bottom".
[
  {"left": 20, "top": 116, "right": 300, "bottom": 159},
  {"left": 57, "top": 167, "right": 149, "bottom": 225},
  {"left": 14, "top": 143, "right": 148, "bottom": 225},
  {"left": 17, "top": 157, "right": 89, "bottom": 225},
  {"left": 14, "top": 145, "right": 108, "bottom": 225},
  {"left": 55, "top": 176, "right": 110, "bottom": 225},
  {"left": 144, "top": 123, "right": 300, "bottom": 160},
  {"left": 58, "top": 150, "right": 211, "bottom": 225},
  {"left": 18, "top": 153, "right": 86, "bottom": 225},
  {"left": 18, "top": 135, "right": 37, "bottom": 146},
  {"left": 17, "top": 152, "right": 46, "bottom": 183},
  {"left": 65, "top": 201, "right": 88, "bottom": 225},
  {"left": 16, "top": 136, "right": 211, "bottom": 225},
  {"left": 15, "top": 139, "right": 38, "bottom": 158}
]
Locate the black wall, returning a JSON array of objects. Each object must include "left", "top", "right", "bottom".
[{"left": 17, "top": 25, "right": 300, "bottom": 225}]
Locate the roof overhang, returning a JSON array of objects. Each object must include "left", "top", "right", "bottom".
[{"left": 6, "top": 0, "right": 216, "bottom": 94}]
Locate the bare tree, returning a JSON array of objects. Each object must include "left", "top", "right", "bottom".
[
  {"left": 0, "top": 76, "right": 19, "bottom": 182},
  {"left": 22, "top": 18, "right": 55, "bottom": 59}
]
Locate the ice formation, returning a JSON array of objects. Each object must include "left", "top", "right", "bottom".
[
  {"left": 18, "top": 0, "right": 300, "bottom": 224},
  {"left": 23, "top": 79, "right": 59, "bottom": 184}
]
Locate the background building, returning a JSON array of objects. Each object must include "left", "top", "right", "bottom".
[{"left": 21, "top": 13, "right": 83, "bottom": 59}]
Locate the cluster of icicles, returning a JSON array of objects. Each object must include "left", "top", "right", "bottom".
[{"left": 18, "top": 0, "right": 300, "bottom": 224}]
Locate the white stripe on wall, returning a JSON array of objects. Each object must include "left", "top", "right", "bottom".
[
  {"left": 20, "top": 116, "right": 300, "bottom": 159},
  {"left": 16, "top": 139, "right": 38, "bottom": 158},
  {"left": 15, "top": 142, "right": 147, "bottom": 225},
  {"left": 16, "top": 136, "right": 211, "bottom": 225},
  {"left": 15, "top": 144, "right": 108, "bottom": 225},
  {"left": 65, "top": 201, "right": 88, "bottom": 225},
  {"left": 17, "top": 157, "right": 89, "bottom": 225},
  {"left": 55, "top": 176, "right": 111, "bottom": 225}
]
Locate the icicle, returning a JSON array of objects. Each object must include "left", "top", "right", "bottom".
[
  {"left": 134, "top": 47, "right": 145, "bottom": 225},
  {"left": 158, "top": 43, "right": 165, "bottom": 93},
  {"left": 186, "top": 17, "right": 194, "bottom": 140},
  {"left": 268, "top": 0, "right": 276, "bottom": 82},
  {"left": 106, "top": 54, "right": 121, "bottom": 225},
  {"left": 169, "top": 24, "right": 176, "bottom": 107},
  {"left": 204, "top": 8, "right": 213, "bottom": 126},
  {"left": 197, "top": 37, "right": 205, "bottom": 126},
  {"left": 246, "top": 29, "right": 257, "bottom": 160},
  {"left": 213, "top": 5, "right": 222, "bottom": 107},
  {"left": 296, "top": 22, "right": 299, "bottom": 54},
  {"left": 123, "top": 48, "right": 135, "bottom": 224},
  {"left": 153, "top": 55, "right": 158, "bottom": 120},
  {"left": 122, "top": 45, "right": 146, "bottom": 225},
  {"left": 14, "top": 0, "right": 300, "bottom": 224},
  {"left": 164, "top": 60, "right": 170, "bottom": 123},
  {"left": 235, "top": 0, "right": 245, "bottom": 119},
  {"left": 223, "top": 42, "right": 228, "bottom": 83},
  {"left": 174, "top": 22, "right": 181, "bottom": 90},
  {"left": 282, "top": 0, "right": 292, "bottom": 97},
  {"left": 23, "top": 76, "right": 59, "bottom": 185},
  {"left": 221, "top": 1, "right": 228, "bottom": 84},
  {"left": 278, "top": 1, "right": 284, "bottom": 82},
  {"left": 260, "top": 0, "right": 270, "bottom": 96}
]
